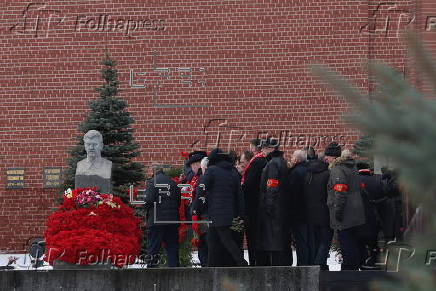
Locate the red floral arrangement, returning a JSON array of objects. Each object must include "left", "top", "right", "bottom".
[{"left": 44, "top": 187, "right": 142, "bottom": 268}]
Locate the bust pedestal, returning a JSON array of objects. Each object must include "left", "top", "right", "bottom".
[
  {"left": 75, "top": 174, "right": 112, "bottom": 193},
  {"left": 75, "top": 157, "right": 112, "bottom": 193}
]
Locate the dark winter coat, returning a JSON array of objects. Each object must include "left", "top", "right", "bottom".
[
  {"left": 192, "top": 174, "right": 208, "bottom": 219},
  {"left": 196, "top": 158, "right": 244, "bottom": 227},
  {"left": 288, "top": 161, "right": 308, "bottom": 223},
  {"left": 303, "top": 159, "right": 330, "bottom": 227},
  {"left": 144, "top": 170, "right": 181, "bottom": 227},
  {"left": 378, "top": 172, "right": 403, "bottom": 239},
  {"left": 242, "top": 156, "right": 267, "bottom": 224},
  {"left": 256, "top": 150, "right": 291, "bottom": 251},
  {"left": 356, "top": 170, "right": 383, "bottom": 241},
  {"left": 327, "top": 157, "right": 365, "bottom": 231}
]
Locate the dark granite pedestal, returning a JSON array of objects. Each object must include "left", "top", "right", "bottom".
[
  {"left": 75, "top": 175, "right": 111, "bottom": 193},
  {"left": 0, "top": 267, "right": 320, "bottom": 291}
]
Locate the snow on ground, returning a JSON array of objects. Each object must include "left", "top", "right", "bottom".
[{"left": 1, "top": 251, "right": 341, "bottom": 271}]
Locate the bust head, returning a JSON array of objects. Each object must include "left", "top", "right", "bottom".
[{"left": 84, "top": 130, "right": 103, "bottom": 160}]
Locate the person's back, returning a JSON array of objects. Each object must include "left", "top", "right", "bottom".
[
  {"left": 242, "top": 154, "right": 267, "bottom": 226},
  {"left": 205, "top": 159, "right": 243, "bottom": 227},
  {"left": 144, "top": 169, "right": 181, "bottom": 268},
  {"left": 303, "top": 158, "right": 332, "bottom": 270},
  {"left": 289, "top": 160, "right": 308, "bottom": 223},
  {"left": 145, "top": 170, "right": 181, "bottom": 226},
  {"left": 199, "top": 148, "right": 246, "bottom": 267},
  {"left": 358, "top": 169, "right": 383, "bottom": 232},
  {"left": 327, "top": 152, "right": 366, "bottom": 270},
  {"left": 288, "top": 154, "right": 309, "bottom": 266},
  {"left": 356, "top": 167, "right": 383, "bottom": 269},
  {"left": 328, "top": 157, "right": 365, "bottom": 231},
  {"left": 241, "top": 152, "right": 267, "bottom": 266},
  {"left": 304, "top": 159, "right": 330, "bottom": 227},
  {"left": 256, "top": 146, "right": 291, "bottom": 266},
  {"left": 380, "top": 169, "right": 403, "bottom": 241}
]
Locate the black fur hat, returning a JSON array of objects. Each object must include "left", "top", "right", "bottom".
[
  {"left": 324, "top": 142, "right": 341, "bottom": 157},
  {"left": 186, "top": 151, "right": 207, "bottom": 166}
]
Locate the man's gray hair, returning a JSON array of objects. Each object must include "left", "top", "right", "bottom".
[
  {"left": 84, "top": 130, "right": 103, "bottom": 143},
  {"left": 341, "top": 149, "right": 352, "bottom": 159},
  {"left": 293, "top": 150, "right": 307, "bottom": 162},
  {"left": 201, "top": 157, "right": 209, "bottom": 169},
  {"left": 318, "top": 151, "right": 325, "bottom": 161}
]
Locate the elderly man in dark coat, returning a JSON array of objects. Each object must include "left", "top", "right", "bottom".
[{"left": 255, "top": 138, "right": 292, "bottom": 266}]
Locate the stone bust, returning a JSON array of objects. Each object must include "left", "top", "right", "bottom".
[{"left": 75, "top": 130, "right": 112, "bottom": 192}]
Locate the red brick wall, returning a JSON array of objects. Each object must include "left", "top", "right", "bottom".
[
  {"left": 0, "top": 0, "right": 431, "bottom": 251},
  {"left": 419, "top": 0, "right": 436, "bottom": 96}
]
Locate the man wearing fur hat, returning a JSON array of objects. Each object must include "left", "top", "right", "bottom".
[
  {"left": 325, "top": 142, "right": 366, "bottom": 270},
  {"left": 255, "top": 138, "right": 292, "bottom": 266},
  {"left": 181, "top": 151, "right": 207, "bottom": 214},
  {"left": 182, "top": 151, "right": 208, "bottom": 183},
  {"left": 180, "top": 151, "right": 207, "bottom": 248}
]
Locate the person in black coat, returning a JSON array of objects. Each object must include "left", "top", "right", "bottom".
[
  {"left": 191, "top": 156, "right": 213, "bottom": 267},
  {"left": 196, "top": 148, "right": 247, "bottom": 267},
  {"left": 380, "top": 168, "right": 403, "bottom": 242},
  {"left": 356, "top": 161, "right": 384, "bottom": 269},
  {"left": 256, "top": 138, "right": 292, "bottom": 266},
  {"left": 241, "top": 140, "right": 267, "bottom": 266},
  {"left": 144, "top": 169, "right": 181, "bottom": 267},
  {"left": 303, "top": 155, "right": 333, "bottom": 270},
  {"left": 289, "top": 149, "right": 309, "bottom": 266}
]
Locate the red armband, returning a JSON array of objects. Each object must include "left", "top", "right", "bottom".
[
  {"left": 267, "top": 179, "right": 279, "bottom": 188},
  {"left": 333, "top": 184, "right": 348, "bottom": 192}
]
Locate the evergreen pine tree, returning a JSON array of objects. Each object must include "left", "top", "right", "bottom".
[
  {"left": 353, "top": 134, "right": 374, "bottom": 165},
  {"left": 62, "top": 53, "right": 144, "bottom": 202}
]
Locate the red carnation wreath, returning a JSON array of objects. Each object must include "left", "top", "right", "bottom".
[{"left": 44, "top": 187, "right": 142, "bottom": 268}]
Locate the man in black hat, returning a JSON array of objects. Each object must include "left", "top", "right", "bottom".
[
  {"left": 182, "top": 151, "right": 207, "bottom": 183},
  {"left": 249, "top": 138, "right": 262, "bottom": 155},
  {"left": 255, "top": 138, "right": 292, "bottom": 266},
  {"left": 182, "top": 151, "right": 207, "bottom": 225}
]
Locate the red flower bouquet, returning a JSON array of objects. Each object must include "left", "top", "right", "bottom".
[{"left": 44, "top": 187, "right": 142, "bottom": 268}]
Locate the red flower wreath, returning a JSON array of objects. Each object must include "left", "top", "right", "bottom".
[{"left": 44, "top": 187, "right": 142, "bottom": 268}]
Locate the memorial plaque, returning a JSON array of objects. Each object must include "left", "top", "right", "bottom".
[
  {"left": 6, "top": 168, "right": 25, "bottom": 188},
  {"left": 43, "top": 167, "right": 62, "bottom": 188}
]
